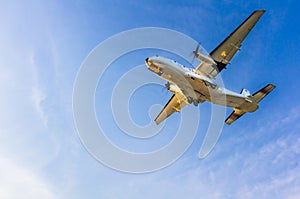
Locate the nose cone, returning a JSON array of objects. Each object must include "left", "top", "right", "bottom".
[
  {"left": 145, "top": 57, "right": 150, "bottom": 67},
  {"left": 145, "top": 57, "right": 149, "bottom": 65}
]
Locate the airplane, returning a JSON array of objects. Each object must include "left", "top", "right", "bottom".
[{"left": 145, "top": 10, "right": 275, "bottom": 125}]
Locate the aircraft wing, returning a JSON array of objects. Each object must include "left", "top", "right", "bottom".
[
  {"left": 225, "top": 109, "right": 246, "bottom": 125},
  {"left": 196, "top": 10, "right": 265, "bottom": 78},
  {"left": 154, "top": 93, "right": 188, "bottom": 125}
]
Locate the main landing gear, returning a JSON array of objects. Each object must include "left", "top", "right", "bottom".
[{"left": 187, "top": 96, "right": 199, "bottom": 106}]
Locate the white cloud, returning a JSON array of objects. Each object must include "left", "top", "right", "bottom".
[
  {"left": 0, "top": 0, "right": 62, "bottom": 178},
  {"left": 0, "top": 155, "right": 58, "bottom": 199},
  {"left": 96, "top": 105, "right": 300, "bottom": 199}
]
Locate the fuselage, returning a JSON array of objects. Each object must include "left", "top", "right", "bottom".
[{"left": 145, "top": 56, "right": 258, "bottom": 112}]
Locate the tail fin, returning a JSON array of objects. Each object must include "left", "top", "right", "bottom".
[
  {"left": 225, "top": 84, "right": 276, "bottom": 125},
  {"left": 241, "top": 88, "right": 251, "bottom": 97}
]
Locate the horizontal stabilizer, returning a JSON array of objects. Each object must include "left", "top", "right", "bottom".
[
  {"left": 251, "top": 84, "right": 276, "bottom": 103},
  {"left": 225, "top": 109, "right": 245, "bottom": 125},
  {"left": 225, "top": 84, "right": 275, "bottom": 125}
]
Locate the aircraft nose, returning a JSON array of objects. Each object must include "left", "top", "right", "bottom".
[{"left": 145, "top": 57, "right": 151, "bottom": 66}]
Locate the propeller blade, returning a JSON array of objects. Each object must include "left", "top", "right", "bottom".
[
  {"left": 161, "top": 82, "right": 170, "bottom": 95},
  {"left": 195, "top": 43, "right": 200, "bottom": 53},
  {"left": 191, "top": 43, "right": 200, "bottom": 67},
  {"left": 165, "top": 82, "right": 170, "bottom": 90}
]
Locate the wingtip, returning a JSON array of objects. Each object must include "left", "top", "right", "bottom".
[
  {"left": 266, "top": 83, "right": 276, "bottom": 89},
  {"left": 271, "top": 83, "right": 276, "bottom": 88},
  {"left": 224, "top": 120, "right": 232, "bottom": 125},
  {"left": 154, "top": 119, "right": 160, "bottom": 125},
  {"left": 255, "top": 9, "right": 266, "bottom": 13}
]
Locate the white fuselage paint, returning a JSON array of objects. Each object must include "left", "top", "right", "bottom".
[{"left": 145, "top": 56, "right": 258, "bottom": 112}]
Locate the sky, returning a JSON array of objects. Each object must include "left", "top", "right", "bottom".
[{"left": 1, "top": 0, "right": 300, "bottom": 198}]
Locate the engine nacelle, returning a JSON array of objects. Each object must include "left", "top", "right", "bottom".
[
  {"left": 194, "top": 51, "right": 216, "bottom": 66},
  {"left": 165, "top": 83, "right": 182, "bottom": 94}
]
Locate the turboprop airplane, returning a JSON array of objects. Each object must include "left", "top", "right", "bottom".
[{"left": 145, "top": 10, "right": 275, "bottom": 125}]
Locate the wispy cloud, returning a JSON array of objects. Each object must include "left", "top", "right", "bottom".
[
  {"left": 31, "top": 86, "right": 48, "bottom": 126},
  {"left": 0, "top": 2, "right": 64, "bottom": 194},
  {"left": 96, "top": 105, "right": 300, "bottom": 199},
  {"left": 29, "top": 54, "right": 48, "bottom": 127}
]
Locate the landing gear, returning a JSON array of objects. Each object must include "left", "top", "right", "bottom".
[
  {"left": 204, "top": 81, "right": 217, "bottom": 89},
  {"left": 210, "top": 84, "right": 216, "bottom": 89},
  {"left": 193, "top": 101, "right": 199, "bottom": 106},
  {"left": 187, "top": 96, "right": 193, "bottom": 104},
  {"left": 187, "top": 96, "right": 199, "bottom": 106},
  {"left": 158, "top": 69, "right": 163, "bottom": 76}
]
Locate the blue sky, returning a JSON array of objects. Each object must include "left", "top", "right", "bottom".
[{"left": 1, "top": 0, "right": 300, "bottom": 198}]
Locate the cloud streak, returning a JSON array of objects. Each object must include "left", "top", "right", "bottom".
[{"left": 95, "top": 105, "right": 300, "bottom": 199}]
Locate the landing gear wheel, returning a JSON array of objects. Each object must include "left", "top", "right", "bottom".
[{"left": 187, "top": 97, "right": 193, "bottom": 104}]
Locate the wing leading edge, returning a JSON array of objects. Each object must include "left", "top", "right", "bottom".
[
  {"left": 196, "top": 10, "right": 266, "bottom": 78},
  {"left": 154, "top": 93, "right": 188, "bottom": 125}
]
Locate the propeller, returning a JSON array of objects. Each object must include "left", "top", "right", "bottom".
[
  {"left": 165, "top": 82, "right": 171, "bottom": 90},
  {"left": 191, "top": 43, "right": 200, "bottom": 66},
  {"left": 192, "top": 43, "right": 200, "bottom": 56},
  {"left": 161, "top": 82, "right": 170, "bottom": 95},
  {"left": 190, "top": 43, "right": 215, "bottom": 67}
]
